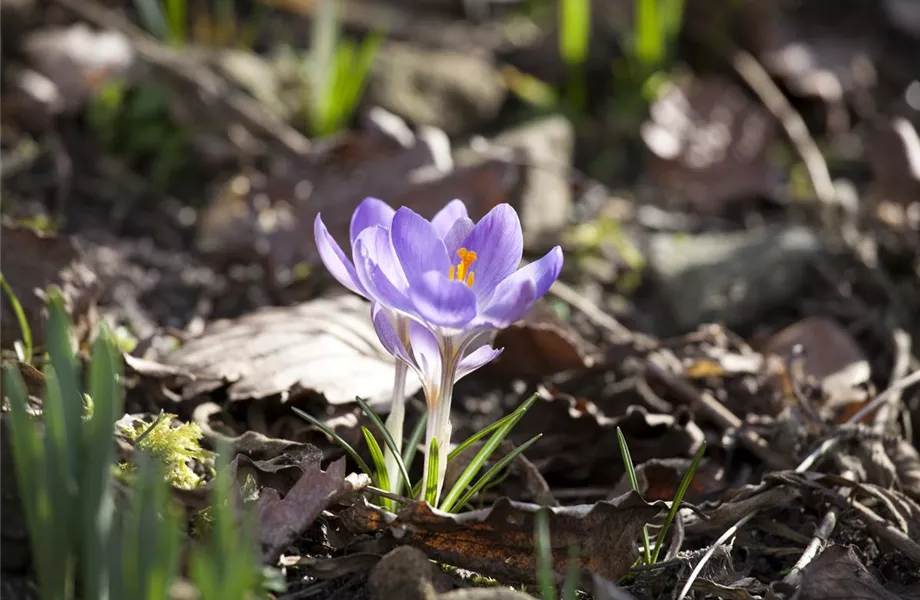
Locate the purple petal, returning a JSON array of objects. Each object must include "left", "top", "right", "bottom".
[
  {"left": 455, "top": 345, "right": 503, "bottom": 382},
  {"left": 408, "top": 321, "right": 442, "bottom": 390},
  {"left": 511, "top": 246, "right": 564, "bottom": 299},
  {"left": 443, "top": 217, "right": 474, "bottom": 256},
  {"left": 314, "top": 214, "right": 364, "bottom": 296},
  {"left": 431, "top": 199, "right": 469, "bottom": 239},
  {"left": 371, "top": 304, "right": 414, "bottom": 366},
  {"left": 350, "top": 197, "right": 395, "bottom": 244},
  {"left": 476, "top": 278, "right": 536, "bottom": 329},
  {"left": 409, "top": 272, "right": 478, "bottom": 328},
  {"left": 391, "top": 207, "right": 450, "bottom": 286},
  {"left": 354, "top": 227, "right": 414, "bottom": 314},
  {"left": 458, "top": 204, "right": 524, "bottom": 297}
]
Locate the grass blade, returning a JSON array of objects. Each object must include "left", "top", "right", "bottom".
[
  {"left": 617, "top": 427, "right": 651, "bottom": 565},
  {"left": 535, "top": 507, "right": 557, "bottom": 600},
  {"left": 561, "top": 541, "right": 581, "bottom": 600},
  {"left": 440, "top": 395, "right": 538, "bottom": 513},
  {"left": 355, "top": 396, "right": 412, "bottom": 498},
  {"left": 451, "top": 434, "right": 542, "bottom": 513},
  {"left": 0, "top": 273, "right": 33, "bottom": 363},
  {"left": 292, "top": 407, "right": 372, "bottom": 477},
  {"left": 361, "top": 426, "right": 391, "bottom": 510},
  {"left": 402, "top": 411, "right": 427, "bottom": 473},
  {"left": 425, "top": 438, "right": 439, "bottom": 506},
  {"left": 650, "top": 440, "right": 706, "bottom": 563},
  {"left": 559, "top": 0, "right": 590, "bottom": 67},
  {"left": 448, "top": 394, "right": 538, "bottom": 462}
]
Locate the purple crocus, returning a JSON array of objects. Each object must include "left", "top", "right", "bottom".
[{"left": 346, "top": 201, "right": 563, "bottom": 502}]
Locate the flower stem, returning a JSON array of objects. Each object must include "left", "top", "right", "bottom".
[
  {"left": 383, "top": 319, "right": 410, "bottom": 495},
  {"left": 421, "top": 341, "right": 457, "bottom": 506}
]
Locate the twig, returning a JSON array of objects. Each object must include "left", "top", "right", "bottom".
[
  {"left": 873, "top": 329, "right": 911, "bottom": 433},
  {"left": 548, "top": 279, "right": 646, "bottom": 344},
  {"left": 644, "top": 360, "right": 793, "bottom": 471},
  {"left": 729, "top": 47, "right": 837, "bottom": 208},
  {"left": 676, "top": 367, "right": 920, "bottom": 600},
  {"left": 782, "top": 470, "right": 855, "bottom": 588}
]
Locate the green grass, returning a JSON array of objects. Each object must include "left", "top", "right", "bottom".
[{"left": 4, "top": 288, "right": 277, "bottom": 598}]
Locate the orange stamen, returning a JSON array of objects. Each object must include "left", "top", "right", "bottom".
[{"left": 449, "top": 248, "right": 477, "bottom": 287}]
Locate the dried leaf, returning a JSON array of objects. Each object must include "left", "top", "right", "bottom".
[
  {"left": 163, "top": 294, "right": 422, "bottom": 406},
  {"left": 487, "top": 301, "right": 601, "bottom": 378},
  {"left": 343, "top": 492, "right": 665, "bottom": 584},
  {"left": 257, "top": 457, "right": 368, "bottom": 561},
  {"left": 797, "top": 545, "right": 920, "bottom": 600}
]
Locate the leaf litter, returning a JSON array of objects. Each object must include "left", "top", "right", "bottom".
[{"left": 3, "top": 0, "right": 920, "bottom": 598}]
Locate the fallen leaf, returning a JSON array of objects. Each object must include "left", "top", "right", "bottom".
[
  {"left": 796, "top": 545, "right": 920, "bottom": 600},
  {"left": 163, "top": 294, "right": 423, "bottom": 407},
  {"left": 486, "top": 301, "right": 601, "bottom": 378},
  {"left": 609, "top": 457, "right": 724, "bottom": 504},
  {"left": 343, "top": 492, "right": 665, "bottom": 584},
  {"left": 258, "top": 457, "right": 368, "bottom": 562},
  {"left": 754, "top": 316, "right": 871, "bottom": 422},
  {"left": 1, "top": 220, "right": 100, "bottom": 350},
  {"left": 640, "top": 77, "right": 778, "bottom": 213}
]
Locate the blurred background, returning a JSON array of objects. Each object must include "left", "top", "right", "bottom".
[{"left": 1, "top": 0, "right": 919, "bottom": 357}]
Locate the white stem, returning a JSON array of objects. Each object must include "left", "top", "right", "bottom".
[
  {"left": 383, "top": 318, "right": 410, "bottom": 494},
  {"left": 421, "top": 341, "right": 458, "bottom": 507}
]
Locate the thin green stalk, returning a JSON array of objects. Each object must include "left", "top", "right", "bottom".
[
  {"left": 535, "top": 507, "right": 556, "bottom": 600},
  {"left": 383, "top": 360, "right": 408, "bottom": 494},
  {"left": 451, "top": 434, "right": 542, "bottom": 512},
  {"left": 292, "top": 407, "right": 372, "bottom": 477},
  {"left": 0, "top": 273, "right": 33, "bottom": 363},
  {"left": 354, "top": 396, "right": 412, "bottom": 500},
  {"left": 649, "top": 440, "right": 706, "bottom": 563},
  {"left": 616, "top": 427, "right": 651, "bottom": 565},
  {"left": 425, "top": 438, "right": 440, "bottom": 506},
  {"left": 361, "top": 427, "right": 392, "bottom": 511}
]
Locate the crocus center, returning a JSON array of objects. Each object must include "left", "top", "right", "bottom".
[{"left": 448, "top": 248, "right": 477, "bottom": 287}]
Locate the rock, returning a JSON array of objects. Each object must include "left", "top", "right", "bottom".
[
  {"left": 456, "top": 116, "right": 574, "bottom": 249},
  {"left": 368, "top": 546, "right": 451, "bottom": 600},
  {"left": 368, "top": 41, "right": 506, "bottom": 135},
  {"left": 20, "top": 24, "right": 135, "bottom": 115},
  {"left": 441, "top": 588, "right": 537, "bottom": 599},
  {"left": 646, "top": 227, "right": 823, "bottom": 332}
]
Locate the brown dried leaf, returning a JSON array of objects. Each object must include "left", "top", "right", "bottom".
[
  {"left": 609, "top": 457, "right": 724, "bottom": 504},
  {"left": 163, "top": 294, "right": 422, "bottom": 406},
  {"left": 486, "top": 301, "right": 601, "bottom": 378},
  {"left": 797, "top": 545, "right": 920, "bottom": 600},
  {"left": 343, "top": 492, "right": 664, "bottom": 584},
  {"left": 1, "top": 220, "right": 100, "bottom": 350},
  {"left": 257, "top": 457, "right": 368, "bottom": 561},
  {"left": 754, "top": 316, "right": 871, "bottom": 421},
  {"left": 641, "top": 77, "right": 777, "bottom": 213}
]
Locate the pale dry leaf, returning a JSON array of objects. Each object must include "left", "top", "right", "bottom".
[{"left": 163, "top": 294, "right": 422, "bottom": 407}]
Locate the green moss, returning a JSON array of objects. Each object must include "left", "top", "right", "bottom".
[{"left": 119, "top": 414, "right": 214, "bottom": 489}]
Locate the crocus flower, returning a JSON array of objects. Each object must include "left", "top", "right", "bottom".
[{"left": 349, "top": 201, "right": 563, "bottom": 503}]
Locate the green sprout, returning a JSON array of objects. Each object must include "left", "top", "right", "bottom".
[
  {"left": 616, "top": 427, "right": 705, "bottom": 565},
  {"left": 303, "top": 0, "right": 381, "bottom": 137},
  {"left": 0, "top": 272, "right": 34, "bottom": 363},
  {"left": 534, "top": 507, "right": 580, "bottom": 600},
  {"left": 293, "top": 393, "right": 541, "bottom": 514}
]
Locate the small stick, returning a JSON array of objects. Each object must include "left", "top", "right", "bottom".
[{"left": 730, "top": 47, "right": 837, "bottom": 208}]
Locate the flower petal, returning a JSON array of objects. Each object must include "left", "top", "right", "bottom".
[
  {"left": 511, "top": 245, "right": 564, "bottom": 299},
  {"left": 409, "top": 272, "right": 478, "bottom": 328},
  {"left": 354, "top": 227, "right": 415, "bottom": 314},
  {"left": 350, "top": 197, "right": 395, "bottom": 244},
  {"left": 443, "top": 217, "right": 474, "bottom": 257},
  {"left": 431, "top": 199, "right": 469, "bottom": 239},
  {"left": 371, "top": 304, "right": 414, "bottom": 367},
  {"left": 391, "top": 207, "right": 450, "bottom": 286},
  {"left": 314, "top": 214, "right": 364, "bottom": 296},
  {"left": 455, "top": 345, "right": 503, "bottom": 382},
  {"left": 476, "top": 278, "right": 536, "bottom": 329},
  {"left": 458, "top": 204, "right": 524, "bottom": 297},
  {"left": 408, "top": 321, "right": 442, "bottom": 391}
]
